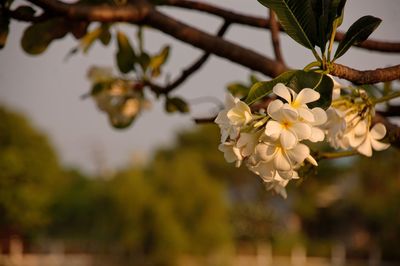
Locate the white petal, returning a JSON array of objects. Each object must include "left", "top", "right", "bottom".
[
  {"left": 274, "top": 149, "right": 292, "bottom": 171},
  {"left": 295, "top": 88, "right": 320, "bottom": 105},
  {"left": 273, "top": 83, "right": 292, "bottom": 103},
  {"left": 311, "top": 107, "right": 327, "bottom": 125},
  {"left": 290, "top": 122, "right": 311, "bottom": 140},
  {"left": 255, "top": 143, "right": 276, "bottom": 162},
  {"left": 357, "top": 136, "right": 373, "bottom": 157},
  {"left": 306, "top": 155, "right": 318, "bottom": 166},
  {"left": 280, "top": 130, "right": 297, "bottom": 149},
  {"left": 280, "top": 106, "right": 298, "bottom": 121},
  {"left": 267, "top": 100, "right": 283, "bottom": 119},
  {"left": 253, "top": 162, "right": 275, "bottom": 182},
  {"left": 225, "top": 93, "right": 237, "bottom": 108},
  {"left": 370, "top": 138, "right": 390, "bottom": 151},
  {"left": 370, "top": 123, "right": 387, "bottom": 140},
  {"left": 309, "top": 127, "right": 325, "bottom": 142},
  {"left": 265, "top": 120, "right": 282, "bottom": 139},
  {"left": 287, "top": 143, "right": 310, "bottom": 164},
  {"left": 298, "top": 107, "right": 315, "bottom": 122}
]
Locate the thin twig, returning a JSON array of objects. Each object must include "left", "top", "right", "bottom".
[{"left": 269, "top": 10, "right": 284, "bottom": 65}]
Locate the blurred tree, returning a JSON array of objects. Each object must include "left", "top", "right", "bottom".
[{"left": 0, "top": 106, "right": 62, "bottom": 250}]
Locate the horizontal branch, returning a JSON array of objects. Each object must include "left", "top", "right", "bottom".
[
  {"left": 28, "top": 0, "right": 150, "bottom": 22},
  {"left": 160, "top": 0, "right": 400, "bottom": 53},
  {"left": 331, "top": 63, "right": 400, "bottom": 84},
  {"left": 144, "top": 8, "right": 288, "bottom": 78}
]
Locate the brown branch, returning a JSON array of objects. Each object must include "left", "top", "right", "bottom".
[
  {"left": 377, "top": 105, "right": 400, "bottom": 117},
  {"left": 159, "top": 0, "right": 400, "bottom": 53},
  {"left": 144, "top": 8, "right": 288, "bottom": 78},
  {"left": 28, "top": 0, "right": 150, "bottom": 22},
  {"left": 331, "top": 63, "right": 400, "bottom": 84},
  {"left": 163, "top": 21, "right": 231, "bottom": 93},
  {"left": 269, "top": 10, "right": 284, "bottom": 64}
]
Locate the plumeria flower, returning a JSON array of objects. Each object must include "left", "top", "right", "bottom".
[
  {"left": 255, "top": 139, "right": 314, "bottom": 172},
  {"left": 215, "top": 94, "right": 241, "bottom": 142},
  {"left": 324, "top": 107, "right": 347, "bottom": 149},
  {"left": 308, "top": 107, "right": 327, "bottom": 142},
  {"left": 226, "top": 99, "right": 253, "bottom": 126},
  {"left": 273, "top": 83, "right": 320, "bottom": 122},
  {"left": 356, "top": 123, "right": 390, "bottom": 157},
  {"left": 236, "top": 131, "right": 262, "bottom": 157},
  {"left": 265, "top": 174, "right": 290, "bottom": 199},
  {"left": 218, "top": 141, "right": 243, "bottom": 167},
  {"left": 265, "top": 100, "right": 311, "bottom": 148}
]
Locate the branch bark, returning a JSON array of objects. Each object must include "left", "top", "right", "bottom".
[
  {"left": 144, "top": 8, "right": 288, "bottom": 78},
  {"left": 331, "top": 63, "right": 400, "bottom": 84}
]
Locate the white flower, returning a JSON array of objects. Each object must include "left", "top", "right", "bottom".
[
  {"left": 308, "top": 107, "right": 327, "bottom": 142},
  {"left": 227, "top": 100, "right": 253, "bottom": 126},
  {"left": 324, "top": 107, "right": 347, "bottom": 149},
  {"left": 356, "top": 123, "right": 390, "bottom": 157},
  {"left": 255, "top": 140, "right": 314, "bottom": 172},
  {"left": 273, "top": 83, "right": 320, "bottom": 122},
  {"left": 265, "top": 100, "right": 311, "bottom": 148},
  {"left": 218, "top": 141, "right": 243, "bottom": 167},
  {"left": 236, "top": 131, "right": 262, "bottom": 157},
  {"left": 215, "top": 94, "right": 240, "bottom": 142}
]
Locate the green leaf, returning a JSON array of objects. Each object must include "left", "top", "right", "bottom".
[
  {"left": 258, "top": 0, "right": 317, "bottom": 49},
  {"left": 116, "top": 31, "right": 136, "bottom": 74},
  {"left": 150, "top": 45, "right": 170, "bottom": 78},
  {"left": 334, "top": 15, "right": 381, "bottom": 60},
  {"left": 99, "top": 24, "right": 111, "bottom": 45},
  {"left": 227, "top": 83, "right": 250, "bottom": 98},
  {"left": 165, "top": 97, "right": 189, "bottom": 113},
  {"left": 138, "top": 52, "right": 151, "bottom": 73},
  {"left": 80, "top": 26, "right": 103, "bottom": 53},
  {"left": 21, "top": 19, "right": 69, "bottom": 55},
  {"left": 245, "top": 71, "right": 296, "bottom": 105},
  {"left": 286, "top": 70, "right": 333, "bottom": 109}
]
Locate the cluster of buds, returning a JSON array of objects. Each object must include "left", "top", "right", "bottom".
[
  {"left": 87, "top": 67, "right": 150, "bottom": 128},
  {"left": 216, "top": 79, "right": 390, "bottom": 198}
]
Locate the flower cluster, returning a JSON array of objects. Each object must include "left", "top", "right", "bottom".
[
  {"left": 216, "top": 78, "right": 390, "bottom": 198},
  {"left": 324, "top": 86, "right": 390, "bottom": 157},
  {"left": 216, "top": 83, "right": 327, "bottom": 198},
  {"left": 87, "top": 67, "right": 150, "bottom": 128}
]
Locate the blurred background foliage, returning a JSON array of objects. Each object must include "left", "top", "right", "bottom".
[{"left": 0, "top": 105, "right": 399, "bottom": 264}]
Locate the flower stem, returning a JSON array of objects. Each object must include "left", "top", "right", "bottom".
[
  {"left": 303, "top": 61, "right": 321, "bottom": 72},
  {"left": 318, "top": 150, "right": 359, "bottom": 160},
  {"left": 373, "top": 91, "right": 400, "bottom": 104}
]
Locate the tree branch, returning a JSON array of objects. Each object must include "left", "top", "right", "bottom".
[
  {"left": 163, "top": 21, "right": 231, "bottom": 93},
  {"left": 159, "top": 0, "right": 400, "bottom": 53},
  {"left": 144, "top": 8, "right": 288, "bottom": 78},
  {"left": 28, "top": 0, "right": 150, "bottom": 22},
  {"left": 331, "top": 63, "right": 400, "bottom": 84}
]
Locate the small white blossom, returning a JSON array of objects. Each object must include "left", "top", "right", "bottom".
[
  {"left": 273, "top": 83, "right": 320, "bottom": 122},
  {"left": 215, "top": 94, "right": 241, "bottom": 142},
  {"left": 265, "top": 100, "right": 312, "bottom": 148},
  {"left": 356, "top": 123, "right": 390, "bottom": 157},
  {"left": 218, "top": 141, "right": 243, "bottom": 167}
]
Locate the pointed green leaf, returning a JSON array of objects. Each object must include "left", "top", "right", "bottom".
[
  {"left": 80, "top": 26, "right": 103, "bottom": 53},
  {"left": 334, "top": 15, "right": 381, "bottom": 60},
  {"left": 99, "top": 24, "right": 111, "bottom": 45},
  {"left": 258, "top": 0, "right": 317, "bottom": 49},
  {"left": 150, "top": 45, "right": 170, "bottom": 78},
  {"left": 116, "top": 31, "right": 136, "bottom": 74},
  {"left": 245, "top": 71, "right": 296, "bottom": 105}
]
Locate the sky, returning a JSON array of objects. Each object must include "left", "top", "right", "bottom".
[{"left": 1, "top": 0, "right": 399, "bottom": 174}]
